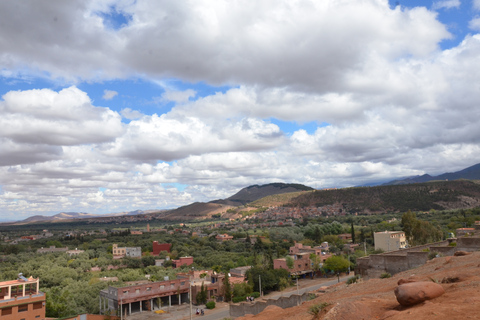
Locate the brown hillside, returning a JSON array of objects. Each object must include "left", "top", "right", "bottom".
[
  {"left": 239, "top": 251, "right": 480, "bottom": 320},
  {"left": 160, "top": 202, "right": 233, "bottom": 221}
]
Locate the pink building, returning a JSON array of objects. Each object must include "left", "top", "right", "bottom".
[{"left": 172, "top": 256, "right": 194, "bottom": 268}]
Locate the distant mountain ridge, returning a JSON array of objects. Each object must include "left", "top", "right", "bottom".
[{"left": 384, "top": 163, "right": 480, "bottom": 185}]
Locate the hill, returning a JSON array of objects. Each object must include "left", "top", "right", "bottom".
[
  {"left": 287, "top": 180, "right": 480, "bottom": 214},
  {"left": 161, "top": 183, "right": 314, "bottom": 221},
  {"left": 385, "top": 162, "right": 480, "bottom": 185},
  {"left": 155, "top": 202, "right": 234, "bottom": 221},
  {"left": 238, "top": 251, "right": 480, "bottom": 320},
  {"left": 214, "top": 183, "right": 314, "bottom": 206}
]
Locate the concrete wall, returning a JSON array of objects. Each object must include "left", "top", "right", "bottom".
[
  {"left": 355, "top": 240, "right": 454, "bottom": 279},
  {"left": 229, "top": 292, "right": 309, "bottom": 318},
  {"left": 456, "top": 237, "right": 480, "bottom": 252}
]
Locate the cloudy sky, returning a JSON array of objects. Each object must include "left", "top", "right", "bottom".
[{"left": 1, "top": 0, "right": 480, "bottom": 221}]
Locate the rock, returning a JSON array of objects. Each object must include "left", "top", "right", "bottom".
[
  {"left": 397, "top": 276, "right": 421, "bottom": 285},
  {"left": 394, "top": 281, "right": 445, "bottom": 306},
  {"left": 454, "top": 251, "right": 472, "bottom": 256}
]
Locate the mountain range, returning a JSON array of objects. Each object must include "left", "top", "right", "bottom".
[{"left": 4, "top": 163, "right": 480, "bottom": 224}]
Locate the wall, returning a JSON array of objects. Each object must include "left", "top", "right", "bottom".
[
  {"left": 356, "top": 237, "right": 480, "bottom": 279},
  {"left": 229, "top": 292, "right": 309, "bottom": 318}
]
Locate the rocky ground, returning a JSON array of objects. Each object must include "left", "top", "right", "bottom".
[{"left": 238, "top": 251, "right": 480, "bottom": 320}]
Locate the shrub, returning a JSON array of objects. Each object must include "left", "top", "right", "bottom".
[
  {"left": 251, "top": 292, "right": 260, "bottom": 298},
  {"left": 308, "top": 302, "right": 329, "bottom": 318},
  {"left": 428, "top": 251, "right": 441, "bottom": 260},
  {"left": 206, "top": 301, "right": 216, "bottom": 309},
  {"left": 380, "top": 273, "right": 391, "bottom": 279},
  {"left": 347, "top": 275, "right": 360, "bottom": 284},
  {"left": 232, "top": 296, "right": 245, "bottom": 303},
  {"left": 449, "top": 242, "right": 457, "bottom": 247}
]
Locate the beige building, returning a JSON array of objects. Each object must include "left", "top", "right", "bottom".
[{"left": 374, "top": 231, "right": 407, "bottom": 252}]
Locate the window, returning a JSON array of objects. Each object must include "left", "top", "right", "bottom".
[
  {"left": 181, "top": 282, "right": 185, "bottom": 286},
  {"left": 35, "top": 316, "right": 41, "bottom": 318},
  {"left": 33, "top": 302, "right": 43, "bottom": 310},
  {"left": 2, "top": 308, "right": 12, "bottom": 316},
  {"left": 18, "top": 305, "right": 28, "bottom": 312}
]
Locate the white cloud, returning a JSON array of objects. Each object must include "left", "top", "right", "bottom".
[
  {"left": 120, "top": 108, "right": 143, "bottom": 120},
  {"left": 103, "top": 89, "right": 118, "bottom": 100},
  {"left": 2, "top": 1, "right": 480, "bottom": 219},
  {"left": 432, "top": 0, "right": 461, "bottom": 10},
  {"left": 474, "top": 0, "right": 480, "bottom": 10},
  {"left": 469, "top": 17, "right": 480, "bottom": 31}
]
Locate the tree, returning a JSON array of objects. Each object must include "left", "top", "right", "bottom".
[
  {"left": 224, "top": 272, "right": 232, "bottom": 302},
  {"left": 285, "top": 256, "right": 294, "bottom": 269},
  {"left": 309, "top": 253, "right": 321, "bottom": 278},
  {"left": 401, "top": 210, "right": 417, "bottom": 244},
  {"left": 196, "top": 282, "right": 208, "bottom": 304},
  {"left": 323, "top": 256, "right": 350, "bottom": 282},
  {"left": 350, "top": 222, "right": 356, "bottom": 244}
]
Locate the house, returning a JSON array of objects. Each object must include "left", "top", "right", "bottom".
[
  {"left": 0, "top": 273, "right": 45, "bottom": 320},
  {"left": 112, "top": 244, "right": 141, "bottom": 259},
  {"left": 152, "top": 242, "right": 171, "bottom": 255},
  {"left": 215, "top": 234, "right": 233, "bottom": 241},
  {"left": 374, "top": 231, "right": 407, "bottom": 252},
  {"left": 172, "top": 256, "right": 194, "bottom": 268}
]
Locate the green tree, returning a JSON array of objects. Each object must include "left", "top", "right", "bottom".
[
  {"left": 323, "top": 256, "right": 350, "bottom": 282},
  {"left": 196, "top": 282, "right": 208, "bottom": 304},
  {"left": 224, "top": 272, "right": 232, "bottom": 302},
  {"left": 285, "top": 256, "right": 294, "bottom": 269}
]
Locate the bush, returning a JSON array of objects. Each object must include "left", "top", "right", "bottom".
[
  {"left": 449, "top": 242, "right": 457, "bottom": 247},
  {"left": 206, "top": 301, "right": 216, "bottom": 309},
  {"left": 380, "top": 273, "right": 391, "bottom": 279},
  {"left": 251, "top": 292, "right": 260, "bottom": 298},
  {"left": 308, "top": 302, "right": 329, "bottom": 318},
  {"left": 232, "top": 296, "right": 245, "bottom": 303},
  {"left": 347, "top": 275, "right": 360, "bottom": 284}
]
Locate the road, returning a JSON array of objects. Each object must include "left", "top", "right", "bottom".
[{"left": 197, "top": 275, "right": 350, "bottom": 320}]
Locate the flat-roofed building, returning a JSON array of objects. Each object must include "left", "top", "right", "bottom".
[
  {"left": 0, "top": 274, "right": 45, "bottom": 320},
  {"left": 374, "top": 231, "right": 407, "bottom": 252}
]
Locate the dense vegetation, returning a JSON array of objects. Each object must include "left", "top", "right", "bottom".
[
  {"left": 1, "top": 205, "right": 479, "bottom": 317},
  {"left": 288, "top": 180, "right": 480, "bottom": 213}
]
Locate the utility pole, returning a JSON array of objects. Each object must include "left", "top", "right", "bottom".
[
  {"left": 189, "top": 275, "right": 192, "bottom": 320},
  {"left": 259, "top": 275, "right": 262, "bottom": 297},
  {"left": 364, "top": 241, "right": 367, "bottom": 255},
  {"left": 120, "top": 298, "right": 123, "bottom": 320}
]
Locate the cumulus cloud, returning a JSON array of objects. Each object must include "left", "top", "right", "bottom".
[
  {"left": 1, "top": 0, "right": 480, "bottom": 219},
  {"left": 103, "top": 89, "right": 118, "bottom": 100},
  {"left": 0, "top": 0, "right": 450, "bottom": 90}
]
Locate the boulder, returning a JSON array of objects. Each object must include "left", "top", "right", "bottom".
[{"left": 394, "top": 281, "right": 445, "bottom": 306}]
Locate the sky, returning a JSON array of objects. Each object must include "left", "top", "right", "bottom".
[{"left": 1, "top": 0, "right": 480, "bottom": 221}]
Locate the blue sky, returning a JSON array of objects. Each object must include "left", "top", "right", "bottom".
[{"left": 1, "top": 0, "right": 480, "bottom": 221}]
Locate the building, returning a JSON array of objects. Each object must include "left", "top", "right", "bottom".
[
  {"left": 112, "top": 244, "right": 141, "bottom": 259},
  {"left": 0, "top": 274, "right": 45, "bottom": 320},
  {"left": 172, "top": 256, "right": 194, "bottom": 268},
  {"left": 215, "top": 234, "right": 233, "bottom": 241},
  {"left": 374, "top": 231, "right": 407, "bottom": 252},
  {"left": 152, "top": 242, "right": 171, "bottom": 255},
  {"left": 100, "top": 278, "right": 192, "bottom": 316}
]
